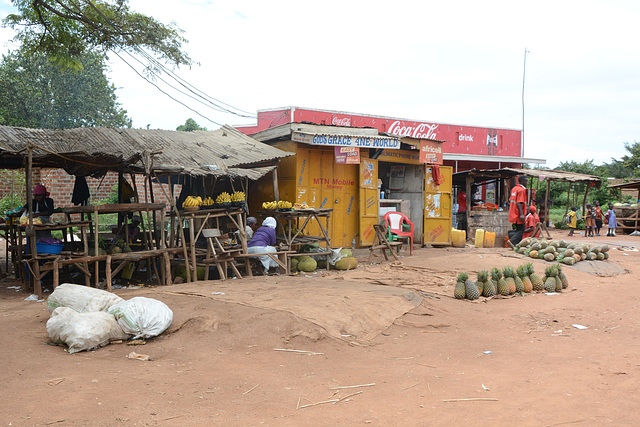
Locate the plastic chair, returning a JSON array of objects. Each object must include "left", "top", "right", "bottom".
[{"left": 383, "top": 211, "right": 414, "bottom": 255}]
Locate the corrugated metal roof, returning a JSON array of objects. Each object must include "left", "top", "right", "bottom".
[
  {"left": 453, "top": 167, "right": 602, "bottom": 187},
  {"left": 0, "top": 125, "right": 291, "bottom": 177}
]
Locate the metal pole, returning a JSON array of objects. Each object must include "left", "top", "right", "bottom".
[{"left": 522, "top": 48, "right": 529, "bottom": 158}]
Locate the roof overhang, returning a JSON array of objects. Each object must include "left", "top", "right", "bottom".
[{"left": 444, "top": 153, "right": 546, "bottom": 165}]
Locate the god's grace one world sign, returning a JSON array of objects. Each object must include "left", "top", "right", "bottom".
[{"left": 292, "top": 131, "right": 401, "bottom": 149}]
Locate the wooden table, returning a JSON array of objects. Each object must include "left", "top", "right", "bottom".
[
  {"left": 168, "top": 207, "right": 248, "bottom": 282},
  {"left": 258, "top": 209, "right": 333, "bottom": 272}
]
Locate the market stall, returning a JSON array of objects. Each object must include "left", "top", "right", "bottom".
[
  {"left": 607, "top": 180, "right": 640, "bottom": 234},
  {"left": 453, "top": 167, "right": 602, "bottom": 245}
]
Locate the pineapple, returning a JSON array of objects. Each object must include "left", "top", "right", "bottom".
[
  {"left": 517, "top": 264, "right": 532, "bottom": 293},
  {"left": 513, "top": 268, "right": 524, "bottom": 293},
  {"left": 556, "top": 264, "right": 568, "bottom": 290},
  {"left": 465, "top": 274, "right": 480, "bottom": 300},
  {"left": 492, "top": 268, "right": 509, "bottom": 296},
  {"left": 480, "top": 270, "right": 496, "bottom": 297},
  {"left": 527, "top": 263, "right": 544, "bottom": 291},
  {"left": 475, "top": 271, "right": 486, "bottom": 295},
  {"left": 544, "top": 266, "right": 558, "bottom": 292},
  {"left": 503, "top": 266, "right": 517, "bottom": 295},
  {"left": 454, "top": 273, "right": 467, "bottom": 299}
]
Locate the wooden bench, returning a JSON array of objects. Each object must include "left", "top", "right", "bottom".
[
  {"left": 236, "top": 250, "right": 296, "bottom": 276},
  {"left": 369, "top": 224, "right": 402, "bottom": 262}
]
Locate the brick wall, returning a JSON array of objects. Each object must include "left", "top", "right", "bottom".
[{"left": 0, "top": 168, "right": 176, "bottom": 209}]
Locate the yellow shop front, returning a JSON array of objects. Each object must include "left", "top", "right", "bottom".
[{"left": 248, "top": 123, "right": 452, "bottom": 248}]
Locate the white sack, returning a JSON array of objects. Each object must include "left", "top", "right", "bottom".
[
  {"left": 108, "top": 297, "right": 173, "bottom": 339},
  {"left": 47, "top": 283, "right": 124, "bottom": 314},
  {"left": 46, "top": 307, "right": 128, "bottom": 354}
]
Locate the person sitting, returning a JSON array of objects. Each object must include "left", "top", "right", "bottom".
[
  {"left": 115, "top": 215, "right": 141, "bottom": 243},
  {"left": 523, "top": 205, "right": 541, "bottom": 238},
  {"left": 18, "top": 184, "right": 54, "bottom": 223},
  {"left": 247, "top": 217, "right": 279, "bottom": 272}
]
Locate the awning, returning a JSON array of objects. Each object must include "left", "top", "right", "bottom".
[{"left": 444, "top": 153, "right": 546, "bottom": 165}]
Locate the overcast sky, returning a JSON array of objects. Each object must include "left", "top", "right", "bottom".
[{"left": 1, "top": 0, "right": 639, "bottom": 168}]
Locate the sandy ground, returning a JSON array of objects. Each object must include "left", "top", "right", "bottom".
[{"left": 1, "top": 229, "right": 639, "bottom": 426}]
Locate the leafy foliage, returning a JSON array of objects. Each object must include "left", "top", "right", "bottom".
[
  {"left": 176, "top": 118, "right": 207, "bottom": 132},
  {"left": 3, "top": 0, "right": 191, "bottom": 69},
  {"left": 0, "top": 48, "right": 132, "bottom": 128}
]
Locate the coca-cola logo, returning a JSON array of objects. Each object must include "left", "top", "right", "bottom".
[
  {"left": 332, "top": 116, "right": 351, "bottom": 127},
  {"left": 388, "top": 120, "right": 438, "bottom": 139}
]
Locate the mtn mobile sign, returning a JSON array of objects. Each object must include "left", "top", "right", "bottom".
[{"left": 292, "top": 132, "right": 401, "bottom": 149}]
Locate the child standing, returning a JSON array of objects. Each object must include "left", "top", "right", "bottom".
[
  {"left": 605, "top": 203, "right": 617, "bottom": 236},
  {"left": 594, "top": 201, "right": 603, "bottom": 236},
  {"left": 584, "top": 203, "right": 595, "bottom": 237},
  {"left": 566, "top": 206, "right": 578, "bottom": 237}
]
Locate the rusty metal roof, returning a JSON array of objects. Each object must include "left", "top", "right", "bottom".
[
  {"left": 0, "top": 125, "right": 291, "bottom": 178},
  {"left": 453, "top": 167, "right": 602, "bottom": 187}
]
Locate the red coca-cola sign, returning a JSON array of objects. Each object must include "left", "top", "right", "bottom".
[{"left": 235, "top": 107, "right": 522, "bottom": 158}]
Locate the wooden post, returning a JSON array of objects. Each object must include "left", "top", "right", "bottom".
[
  {"left": 465, "top": 175, "right": 472, "bottom": 236},
  {"left": 105, "top": 255, "right": 112, "bottom": 291},
  {"left": 81, "top": 225, "right": 90, "bottom": 287},
  {"left": 189, "top": 217, "right": 197, "bottom": 282},
  {"left": 565, "top": 182, "right": 572, "bottom": 215},
  {"left": 94, "top": 206, "right": 99, "bottom": 287},
  {"left": 544, "top": 179, "right": 551, "bottom": 227},
  {"left": 53, "top": 256, "right": 60, "bottom": 289},
  {"left": 581, "top": 183, "right": 591, "bottom": 213},
  {"left": 272, "top": 168, "right": 280, "bottom": 202}
]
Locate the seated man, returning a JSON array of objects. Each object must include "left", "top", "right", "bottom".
[
  {"left": 247, "top": 217, "right": 279, "bottom": 272},
  {"left": 523, "top": 205, "right": 541, "bottom": 238}
]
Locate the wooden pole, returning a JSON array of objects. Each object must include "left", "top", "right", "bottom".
[
  {"left": 582, "top": 183, "right": 591, "bottom": 214},
  {"left": 544, "top": 179, "right": 550, "bottom": 227},
  {"left": 565, "top": 182, "right": 572, "bottom": 215},
  {"left": 272, "top": 168, "right": 280, "bottom": 202},
  {"left": 26, "top": 143, "right": 41, "bottom": 296}
]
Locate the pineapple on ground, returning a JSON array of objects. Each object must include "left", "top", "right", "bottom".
[
  {"left": 474, "top": 271, "right": 485, "bottom": 295},
  {"left": 503, "top": 266, "right": 517, "bottom": 294},
  {"left": 480, "top": 270, "right": 496, "bottom": 297},
  {"left": 465, "top": 274, "right": 480, "bottom": 300},
  {"left": 556, "top": 264, "right": 568, "bottom": 289},
  {"left": 454, "top": 273, "right": 467, "bottom": 299},
  {"left": 544, "top": 265, "right": 558, "bottom": 292},
  {"left": 527, "top": 262, "right": 544, "bottom": 291},
  {"left": 516, "top": 265, "right": 532, "bottom": 293},
  {"left": 492, "top": 268, "right": 509, "bottom": 296}
]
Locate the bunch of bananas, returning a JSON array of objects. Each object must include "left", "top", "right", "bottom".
[
  {"left": 182, "top": 196, "right": 202, "bottom": 208},
  {"left": 202, "top": 197, "right": 215, "bottom": 206},
  {"left": 216, "top": 192, "right": 232, "bottom": 204},
  {"left": 262, "top": 201, "right": 277, "bottom": 210},
  {"left": 278, "top": 200, "right": 292, "bottom": 209},
  {"left": 231, "top": 191, "right": 245, "bottom": 202}
]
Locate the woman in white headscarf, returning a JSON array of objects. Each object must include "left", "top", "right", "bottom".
[{"left": 247, "top": 217, "right": 279, "bottom": 270}]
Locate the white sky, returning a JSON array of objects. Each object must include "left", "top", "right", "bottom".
[{"left": 1, "top": 0, "right": 639, "bottom": 168}]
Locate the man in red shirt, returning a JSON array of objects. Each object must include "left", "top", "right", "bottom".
[
  {"left": 508, "top": 175, "right": 528, "bottom": 245},
  {"left": 457, "top": 190, "right": 467, "bottom": 235},
  {"left": 523, "top": 205, "right": 541, "bottom": 238}
]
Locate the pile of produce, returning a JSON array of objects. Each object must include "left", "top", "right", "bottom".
[
  {"left": 262, "top": 200, "right": 293, "bottom": 210},
  {"left": 290, "top": 247, "right": 358, "bottom": 273},
  {"left": 182, "top": 196, "right": 202, "bottom": 208},
  {"left": 215, "top": 192, "right": 232, "bottom": 204},
  {"left": 231, "top": 191, "right": 245, "bottom": 202},
  {"left": 454, "top": 262, "right": 569, "bottom": 300},
  {"left": 514, "top": 237, "right": 610, "bottom": 265}
]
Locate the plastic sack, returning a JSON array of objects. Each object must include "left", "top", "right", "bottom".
[
  {"left": 47, "top": 283, "right": 124, "bottom": 314},
  {"left": 108, "top": 297, "right": 173, "bottom": 339},
  {"left": 46, "top": 307, "right": 128, "bottom": 354}
]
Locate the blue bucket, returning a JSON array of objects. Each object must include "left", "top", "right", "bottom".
[{"left": 35, "top": 242, "right": 63, "bottom": 255}]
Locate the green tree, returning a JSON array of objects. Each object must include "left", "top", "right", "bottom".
[
  {"left": 176, "top": 118, "right": 207, "bottom": 132},
  {"left": 3, "top": 0, "right": 191, "bottom": 69},
  {"left": 0, "top": 48, "right": 132, "bottom": 128}
]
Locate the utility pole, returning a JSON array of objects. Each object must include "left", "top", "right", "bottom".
[{"left": 522, "top": 48, "right": 529, "bottom": 158}]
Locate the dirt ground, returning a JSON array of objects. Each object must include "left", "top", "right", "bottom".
[{"left": 1, "top": 229, "right": 639, "bottom": 426}]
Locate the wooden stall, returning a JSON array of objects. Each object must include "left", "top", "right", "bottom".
[{"left": 607, "top": 180, "right": 640, "bottom": 234}]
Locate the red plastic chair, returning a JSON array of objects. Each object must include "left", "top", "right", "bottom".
[{"left": 383, "top": 211, "right": 414, "bottom": 255}]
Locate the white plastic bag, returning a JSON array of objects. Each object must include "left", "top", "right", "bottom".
[
  {"left": 108, "top": 297, "right": 173, "bottom": 339},
  {"left": 47, "top": 283, "right": 124, "bottom": 314},
  {"left": 46, "top": 307, "right": 128, "bottom": 354}
]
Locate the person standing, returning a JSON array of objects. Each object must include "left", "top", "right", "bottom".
[
  {"left": 594, "top": 201, "right": 603, "bottom": 236},
  {"left": 584, "top": 203, "right": 595, "bottom": 237},
  {"left": 605, "top": 203, "right": 617, "bottom": 236},
  {"left": 508, "top": 175, "right": 528, "bottom": 245},
  {"left": 457, "top": 190, "right": 467, "bottom": 235},
  {"left": 567, "top": 207, "right": 578, "bottom": 237}
]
